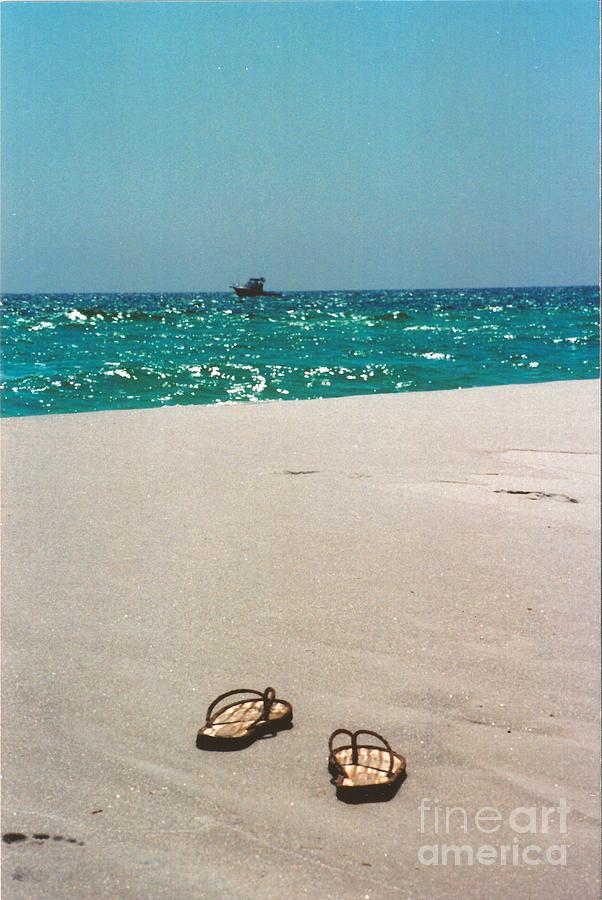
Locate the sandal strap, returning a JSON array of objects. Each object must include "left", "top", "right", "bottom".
[
  {"left": 351, "top": 730, "right": 394, "bottom": 774},
  {"left": 328, "top": 728, "right": 354, "bottom": 755},
  {"left": 328, "top": 728, "right": 354, "bottom": 779},
  {"left": 205, "top": 687, "right": 276, "bottom": 725},
  {"left": 328, "top": 729, "right": 396, "bottom": 780}
]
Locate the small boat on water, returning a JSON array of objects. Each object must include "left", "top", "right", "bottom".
[{"left": 230, "top": 277, "right": 282, "bottom": 298}]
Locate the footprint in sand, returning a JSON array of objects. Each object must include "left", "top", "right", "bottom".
[
  {"left": 493, "top": 489, "right": 578, "bottom": 503},
  {"left": 3, "top": 832, "right": 84, "bottom": 846}
]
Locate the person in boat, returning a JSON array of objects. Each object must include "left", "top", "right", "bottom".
[{"left": 247, "top": 278, "right": 265, "bottom": 294}]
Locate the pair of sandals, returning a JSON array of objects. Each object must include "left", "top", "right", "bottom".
[{"left": 197, "top": 686, "right": 406, "bottom": 802}]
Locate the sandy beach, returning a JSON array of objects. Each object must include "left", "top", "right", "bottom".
[{"left": 1, "top": 379, "right": 599, "bottom": 898}]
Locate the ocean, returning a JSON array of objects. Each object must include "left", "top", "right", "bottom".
[{"left": 1, "top": 286, "right": 599, "bottom": 417}]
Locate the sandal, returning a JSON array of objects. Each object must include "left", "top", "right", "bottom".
[
  {"left": 196, "top": 687, "right": 293, "bottom": 749},
  {"left": 328, "top": 729, "right": 406, "bottom": 801}
]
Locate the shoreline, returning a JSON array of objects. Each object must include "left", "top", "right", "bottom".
[
  {"left": 2, "top": 379, "right": 599, "bottom": 898},
  {"left": 2, "top": 373, "right": 600, "bottom": 423}
]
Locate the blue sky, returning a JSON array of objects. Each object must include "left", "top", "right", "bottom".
[{"left": 1, "top": 1, "right": 599, "bottom": 292}]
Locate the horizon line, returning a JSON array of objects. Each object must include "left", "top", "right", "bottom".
[{"left": 2, "top": 283, "right": 600, "bottom": 297}]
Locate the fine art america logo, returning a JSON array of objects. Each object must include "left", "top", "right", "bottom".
[{"left": 418, "top": 798, "right": 568, "bottom": 867}]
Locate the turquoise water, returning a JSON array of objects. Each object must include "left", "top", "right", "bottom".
[{"left": 1, "top": 286, "right": 599, "bottom": 417}]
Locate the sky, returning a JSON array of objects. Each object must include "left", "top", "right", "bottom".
[{"left": 1, "top": 1, "right": 599, "bottom": 293}]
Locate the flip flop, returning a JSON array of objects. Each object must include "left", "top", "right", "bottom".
[
  {"left": 328, "top": 729, "right": 406, "bottom": 801},
  {"left": 196, "top": 687, "right": 293, "bottom": 749}
]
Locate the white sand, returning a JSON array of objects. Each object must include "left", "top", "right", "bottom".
[{"left": 1, "top": 380, "right": 599, "bottom": 898}]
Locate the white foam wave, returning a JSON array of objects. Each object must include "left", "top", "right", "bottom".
[{"left": 104, "top": 368, "right": 133, "bottom": 379}]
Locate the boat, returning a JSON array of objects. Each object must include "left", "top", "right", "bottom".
[{"left": 230, "top": 277, "right": 282, "bottom": 298}]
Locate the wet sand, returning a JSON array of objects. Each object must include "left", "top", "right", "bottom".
[{"left": 1, "top": 379, "right": 600, "bottom": 898}]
